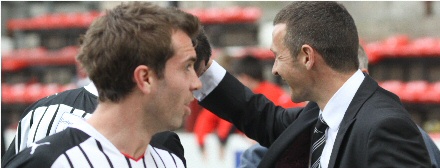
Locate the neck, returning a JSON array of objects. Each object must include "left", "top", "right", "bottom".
[
  {"left": 314, "top": 69, "right": 357, "bottom": 111},
  {"left": 87, "top": 95, "right": 156, "bottom": 158}
]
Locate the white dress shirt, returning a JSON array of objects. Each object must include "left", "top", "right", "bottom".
[
  {"left": 193, "top": 61, "right": 226, "bottom": 101},
  {"left": 319, "top": 69, "right": 365, "bottom": 168}
]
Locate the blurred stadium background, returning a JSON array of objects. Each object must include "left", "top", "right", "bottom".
[{"left": 1, "top": 1, "right": 440, "bottom": 167}]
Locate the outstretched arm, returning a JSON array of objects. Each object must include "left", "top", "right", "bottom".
[{"left": 194, "top": 60, "right": 301, "bottom": 147}]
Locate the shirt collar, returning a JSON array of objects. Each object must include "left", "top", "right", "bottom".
[
  {"left": 84, "top": 82, "right": 98, "bottom": 97},
  {"left": 321, "top": 69, "right": 365, "bottom": 130}
]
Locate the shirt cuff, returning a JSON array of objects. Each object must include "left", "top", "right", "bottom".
[{"left": 193, "top": 61, "right": 226, "bottom": 101}]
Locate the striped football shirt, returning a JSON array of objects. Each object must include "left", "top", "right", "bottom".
[
  {"left": 3, "top": 119, "right": 185, "bottom": 168},
  {"left": 2, "top": 83, "right": 186, "bottom": 167}
]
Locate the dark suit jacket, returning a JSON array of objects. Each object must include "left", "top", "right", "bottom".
[{"left": 200, "top": 72, "right": 431, "bottom": 168}]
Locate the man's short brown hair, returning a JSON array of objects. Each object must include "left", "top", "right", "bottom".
[{"left": 77, "top": 2, "right": 200, "bottom": 102}]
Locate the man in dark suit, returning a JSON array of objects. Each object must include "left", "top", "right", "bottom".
[
  {"left": 194, "top": 2, "right": 431, "bottom": 168},
  {"left": 238, "top": 46, "right": 440, "bottom": 168}
]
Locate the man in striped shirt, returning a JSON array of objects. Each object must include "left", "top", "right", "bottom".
[
  {"left": 3, "top": 2, "right": 203, "bottom": 167},
  {"left": 2, "top": 82, "right": 189, "bottom": 168},
  {"left": 2, "top": 27, "right": 212, "bottom": 166}
]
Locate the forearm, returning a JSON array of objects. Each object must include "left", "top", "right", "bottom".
[{"left": 196, "top": 66, "right": 290, "bottom": 146}]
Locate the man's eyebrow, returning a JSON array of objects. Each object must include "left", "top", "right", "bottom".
[{"left": 188, "top": 56, "right": 197, "bottom": 62}]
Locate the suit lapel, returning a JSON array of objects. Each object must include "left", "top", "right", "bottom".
[
  {"left": 327, "top": 74, "right": 378, "bottom": 168},
  {"left": 259, "top": 103, "right": 320, "bottom": 168}
]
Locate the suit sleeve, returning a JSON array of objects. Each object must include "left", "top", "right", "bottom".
[
  {"left": 367, "top": 114, "right": 431, "bottom": 167},
  {"left": 199, "top": 72, "right": 301, "bottom": 147}
]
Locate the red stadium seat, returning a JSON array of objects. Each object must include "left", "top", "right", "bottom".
[
  {"left": 11, "top": 84, "right": 27, "bottom": 103},
  {"left": 400, "top": 81, "right": 429, "bottom": 103},
  {"left": 24, "top": 83, "right": 44, "bottom": 103},
  {"left": 423, "top": 82, "right": 440, "bottom": 104},
  {"left": 379, "top": 80, "right": 404, "bottom": 98},
  {"left": 1, "top": 84, "right": 12, "bottom": 103},
  {"left": 364, "top": 42, "right": 383, "bottom": 64},
  {"left": 411, "top": 38, "right": 440, "bottom": 56},
  {"left": 41, "top": 84, "right": 60, "bottom": 99},
  {"left": 383, "top": 35, "right": 410, "bottom": 58}
]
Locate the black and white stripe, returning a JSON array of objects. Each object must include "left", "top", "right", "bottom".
[
  {"left": 1, "top": 85, "right": 98, "bottom": 163},
  {"left": 50, "top": 122, "right": 185, "bottom": 168},
  {"left": 4, "top": 120, "right": 186, "bottom": 168},
  {"left": 15, "top": 104, "right": 92, "bottom": 153},
  {"left": 310, "top": 115, "right": 328, "bottom": 168},
  {"left": 3, "top": 83, "right": 186, "bottom": 168},
  {"left": 4, "top": 85, "right": 98, "bottom": 157}
]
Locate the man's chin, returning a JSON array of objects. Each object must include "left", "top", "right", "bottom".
[{"left": 290, "top": 96, "right": 304, "bottom": 103}]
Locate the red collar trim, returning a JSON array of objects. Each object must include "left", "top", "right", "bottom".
[{"left": 121, "top": 152, "right": 145, "bottom": 162}]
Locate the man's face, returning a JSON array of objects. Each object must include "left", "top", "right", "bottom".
[
  {"left": 150, "top": 29, "right": 202, "bottom": 130},
  {"left": 271, "top": 24, "right": 310, "bottom": 103}
]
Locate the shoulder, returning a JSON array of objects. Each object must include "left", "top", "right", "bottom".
[
  {"left": 356, "top": 76, "right": 407, "bottom": 117},
  {"left": 20, "top": 87, "right": 98, "bottom": 118},
  {"left": 3, "top": 128, "right": 90, "bottom": 168},
  {"left": 355, "top": 99, "right": 416, "bottom": 138},
  {"left": 358, "top": 91, "right": 413, "bottom": 130},
  {"left": 359, "top": 75, "right": 402, "bottom": 110},
  {"left": 362, "top": 86, "right": 408, "bottom": 118},
  {"left": 150, "top": 131, "right": 185, "bottom": 165},
  {"left": 150, "top": 131, "right": 183, "bottom": 155}
]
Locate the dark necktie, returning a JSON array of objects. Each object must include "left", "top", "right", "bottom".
[{"left": 310, "top": 114, "right": 328, "bottom": 168}]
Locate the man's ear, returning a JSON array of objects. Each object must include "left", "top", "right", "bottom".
[
  {"left": 133, "top": 65, "right": 153, "bottom": 94},
  {"left": 301, "top": 44, "right": 315, "bottom": 70}
]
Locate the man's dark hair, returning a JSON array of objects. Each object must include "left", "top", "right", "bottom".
[
  {"left": 273, "top": 1, "right": 359, "bottom": 72},
  {"left": 232, "top": 55, "right": 264, "bottom": 82},
  {"left": 194, "top": 29, "right": 211, "bottom": 72}
]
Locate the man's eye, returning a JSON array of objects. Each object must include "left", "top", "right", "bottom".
[{"left": 187, "top": 63, "right": 194, "bottom": 70}]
